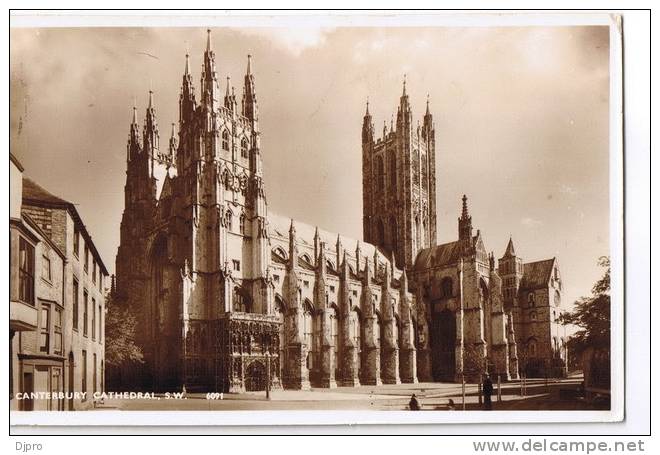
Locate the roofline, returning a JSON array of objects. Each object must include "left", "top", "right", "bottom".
[
  {"left": 10, "top": 153, "right": 24, "bottom": 172},
  {"left": 22, "top": 213, "right": 67, "bottom": 260},
  {"left": 22, "top": 197, "right": 110, "bottom": 276}
]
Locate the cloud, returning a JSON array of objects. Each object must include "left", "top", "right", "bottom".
[
  {"left": 239, "top": 27, "right": 333, "bottom": 57},
  {"left": 521, "top": 217, "right": 543, "bottom": 228}
]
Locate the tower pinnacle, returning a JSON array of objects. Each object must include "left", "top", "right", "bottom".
[
  {"left": 206, "top": 29, "right": 212, "bottom": 51},
  {"left": 504, "top": 236, "right": 516, "bottom": 257}
]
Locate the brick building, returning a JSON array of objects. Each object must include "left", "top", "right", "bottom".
[
  {"left": 113, "top": 31, "right": 566, "bottom": 393},
  {"left": 10, "top": 154, "right": 108, "bottom": 410}
]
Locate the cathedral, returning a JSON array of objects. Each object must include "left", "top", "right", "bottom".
[{"left": 114, "top": 30, "right": 567, "bottom": 393}]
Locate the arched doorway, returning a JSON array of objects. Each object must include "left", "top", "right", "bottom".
[
  {"left": 245, "top": 360, "right": 267, "bottom": 391},
  {"left": 430, "top": 309, "right": 456, "bottom": 381},
  {"left": 68, "top": 351, "right": 75, "bottom": 410}
]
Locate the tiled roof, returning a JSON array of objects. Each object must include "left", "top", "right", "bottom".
[
  {"left": 413, "top": 240, "right": 463, "bottom": 271},
  {"left": 520, "top": 258, "right": 556, "bottom": 290},
  {"left": 21, "top": 177, "right": 109, "bottom": 275},
  {"left": 22, "top": 178, "right": 71, "bottom": 207}
]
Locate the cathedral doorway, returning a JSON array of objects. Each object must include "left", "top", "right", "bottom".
[
  {"left": 430, "top": 309, "right": 456, "bottom": 382},
  {"left": 245, "top": 360, "right": 267, "bottom": 391}
]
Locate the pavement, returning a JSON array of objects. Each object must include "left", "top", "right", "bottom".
[{"left": 93, "top": 377, "right": 601, "bottom": 411}]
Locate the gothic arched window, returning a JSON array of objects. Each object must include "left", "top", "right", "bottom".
[
  {"left": 222, "top": 130, "right": 229, "bottom": 151},
  {"left": 554, "top": 290, "right": 561, "bottom": 307},
  {"left": 241, "top": 137, "right": 249, "bottom": 159},
  {"left": 376, "top": 219, "right": 385, "bottom": 247},
  {"left": 376, "top": 155, "right": 385, "bottom": 190},
  {"left": 441, "top": 277, "right": 453, "bottom": 299},
  {"left": 412, "top": 150, "right": 420, "bottom": 185},
  {"left": 239, "top": 214, "right": 246, "bottom": 235},
  {"left": 225, "top": 210, "right": 233, "bottom": 231},
  {"left": 421, "top": 154, "right": 428, "bottom": 184},
  {"left": 528, "top": 292, "right": 536, "bottom": 307},
  {"left": 233, "top": 287, "right": 252, "bottom": 313},
  {"left": 389, "top": 150, "right": 396, "bottom": 188},
  {"left": 527, "top": 338, "right": 538, "bottom": 357}
]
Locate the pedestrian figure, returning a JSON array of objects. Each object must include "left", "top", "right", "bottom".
[
  {"left": 409, "top": 393, "right": 421, "bottom": 411},
  {"left": 447, "top": 398, "right": 455, "bottom": 411},
  {"left": 483, "top": 374, "right": 494, "bottom": 410}
]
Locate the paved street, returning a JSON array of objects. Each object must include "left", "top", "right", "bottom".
[{"left": 93, "top": 376, "right": 605, "bottom": 411}]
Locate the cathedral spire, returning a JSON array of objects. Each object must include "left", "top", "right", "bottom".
[
  {"left": 168, "top": 122, "right": 177, "bottom": 159},
  {"left": 127, "top": 103, "right": 141, "bottom": 161},
  {"left": 458, "top": 194, "right": 473, "bottom": 243},
  {"left": 201, "top": 29, "right": 219, "bottom": 111},
  {"left": 461, "top": 194, "right": 469, "bottom": 219},
  {"left": 425, "top": 94, "right": 430, "bottom": 115},
  {"left": 242, "top": 54, "right": 258, "bottom": 122},
  {"left": 362, "top": 98, "right": 373, "bottom": 144},
  {"left": 143, "top": 90, "right": 159, "bottom": 153},
  {"left": 184, "top": 52, "right": 190, "bottom": 75},
  {"left": 402, "top": 74, "right": 407, "bottom": 97},
  {"left": 504, "top": 236, "right": 516, "bottom": 257}
]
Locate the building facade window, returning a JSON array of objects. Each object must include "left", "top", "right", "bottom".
[
  {"left": 92, "top": 261, "right": 97, "bottom": 284},
  {"left": 241, "top": 138, "right": 249, "bottom": 158},
  {"left": 222, "top": 130, "right": 229, "bottom": 151},
  {"left": 81, "top": 350, "right": 87, "bottom": 399},
  {"left": 376, "top": 155, "right": 385, "bottom": 189},
  {"left": 98, "top": 304, "right": 102, "bottom": 343},
  {"left": 239, "top": 215, "right": 245, "bottom": 235},
  {"left": 18, "top": 237, "right": 35, "bottom": 305},
  {"left": 39, "top": 304, "right": 50, "bottom": 353},
  {"left": 93, "top": 353, "right": 97, "bottom": 394},
  {"left": 232, "top": 260, "right": 240, "bottom": 272},
  {"left": 527, "top": 292, "right": 535, "bottom": 307},
  {"left": 73, "top": 227, "right": 80, "bottom": 257},
  {"left": 441, "top": 277, "right": 453, "bottom": 299},
  {"left": 83, "top": 290, "right": 89, "bottom": 336},
  {"left": 91, "top": 298, "right": 96, "bottom": 340},
  {"left": 41, "top": 255, "right": 51, "bottom": 282},
  {"left": 54, "top": 307, "right": 63, "bottom": 355},
  {"left": 72, "top": 278, "right": 79, "bottom": 330},
  {"left": 84, "top": 243, "right": 89, "bottom": 273},
  {"left": 389, "top": 151, "right": 396, "bottom": 188}
]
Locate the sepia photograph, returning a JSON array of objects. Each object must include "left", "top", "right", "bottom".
[{"left": 8, "top": 10, "right": 630, "bottom": 432}]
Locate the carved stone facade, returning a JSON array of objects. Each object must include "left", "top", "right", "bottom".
[{"left": 114, "top": 31, "right": 566, "bottom": 393}]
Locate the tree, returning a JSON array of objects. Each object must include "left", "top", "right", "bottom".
[
  {"left": 104, "top": 292, "right": 144, "bottom": 367},
  {"left": 558, "top": 256, "right": 610, "bottom": 356}
]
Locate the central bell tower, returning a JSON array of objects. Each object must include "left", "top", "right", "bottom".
[{"left": 362, "top": 79, "right": 437, "bottom": 267}]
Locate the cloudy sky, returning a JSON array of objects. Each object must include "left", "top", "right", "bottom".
[{"left": 10, "top": 25, "right": 610, "bottom": 307}]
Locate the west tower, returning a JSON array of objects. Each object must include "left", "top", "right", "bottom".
[{"left": 362, "top": 79, "right": 437, "bottom": 267}]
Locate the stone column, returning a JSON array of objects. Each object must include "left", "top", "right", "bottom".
[
  {"left": 380, "top": 265, "right": 400, "bottom": 384},
  {"left": 398, "top": 270, "right": 418, "bottom": 383},
  {"left": 460, "top": 261, "right": 487, "bottom": 382},
  {"left": 338, "top": 252, "right": 360, "bottom": 387},
  {"left": 506, "top": 312, "right": 520, "bottom": 380},
  {"left": 489, "top": 270, "right": 510, "bottom": 379},
  {"left": 415, "top": 284, "right": 433, "bottom": 382},
  {"left": 282, "top": 221, "right": 310, "bottom": 390},
  {"left": 360, "top": 260, "right": 381, "bottom": 385}
]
